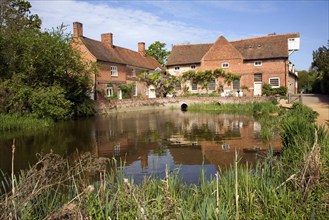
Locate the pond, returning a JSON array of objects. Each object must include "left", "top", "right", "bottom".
[{"left": 0, "top": 109, "right": 281, "bottom": 184}]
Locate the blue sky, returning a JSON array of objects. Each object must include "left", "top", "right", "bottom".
[{"left": 30, "top": 0, "right": 328, "bottom": 70}]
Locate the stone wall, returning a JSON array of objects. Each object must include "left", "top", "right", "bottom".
[{"left": 96, "top": 96, "right": 276, "bottom": 114}]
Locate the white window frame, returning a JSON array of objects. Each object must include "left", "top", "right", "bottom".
[
  {"left": 110, "top": 66, "right": 118, "bottom": 76},
  {"left": 254, "top": 61, "right": 262, "bottom": 66},
  {"left": 269, "top": 77, "right": 280, "bottom": 88},
  {"left": 133, "top": 84, "right": 137, "bottom": 96},
  {"left": 174, "top": 66, "right": 180, "bottom": 70},
  {"left": 190, "top": 65, "right": 196, "bottom": 69},
  {"left": 106, "top": 87, "right": 114, "bottom": 97},
  {"left": 132, "top": 68, "right": 136, "bottom": 77},
  {"left": 222, "top": 63, "right": 229, "bottom": 68}
]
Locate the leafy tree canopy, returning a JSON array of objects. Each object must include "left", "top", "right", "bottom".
[
  {"left": 146, "top": 41, "right": 170, "bottom": 66},
  {"left": 0, "top": 0, "right": 96, "bottom": 120},
  {"left": 311, "top": 42, "right": 329, "bottom": 94}
]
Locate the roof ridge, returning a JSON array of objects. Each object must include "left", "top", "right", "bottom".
[
  {"left": 174, "top": 42, "right": 213, "bottom": 46},
  {"left": 230, "top": 32, "right": 300, "bottom": 43}
]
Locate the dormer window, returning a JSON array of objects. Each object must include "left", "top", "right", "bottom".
[
  {"left": 254, "top": 61, "right": 262, "bottom": 66},
  {"left": 174, "top": 66, "right": 180, "bottom": 70},
  {"left": 222, "top": 63, "right": 229, "bottom": 68},
  {"left": 191, "top": 65, "right": 196, "bottom": 69}
]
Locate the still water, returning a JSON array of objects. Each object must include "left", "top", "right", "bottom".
[{"left": 0, "top": 109, "right": 280, "bottom": 184}]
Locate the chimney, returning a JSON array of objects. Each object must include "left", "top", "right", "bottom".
[
  {"left": 73, "top": 22, "right": 83, "bottom": 37},
  {"left": 138, "top": 42, "right": 145, "bottom": 56},
  {"left": 101, "top": 33, "right": 113, "bottom": 48}
]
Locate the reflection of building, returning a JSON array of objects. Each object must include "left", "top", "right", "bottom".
[{"left": 91, "top": 111, "right": 281, "bottom": 172}]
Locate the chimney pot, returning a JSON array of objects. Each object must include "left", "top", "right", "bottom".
[
  {"left": 73, "top": 22, "right": 83, "bottom": 37},
  {"left": 101, "top": 33, "right": 113, "bottom": 48},
  {"left": 138, "top": 42, "right": 145, "bottom": 56}
]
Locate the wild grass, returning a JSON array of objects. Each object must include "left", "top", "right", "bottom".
[
  {"left": 0, "top": 114, "right": 52, "bottom": 131},
  {"left": 0, "top": 102, "right": 328, "bottom": 219},
  {"left": 188, "top": 102, "right": 279, "bottom": 115}
]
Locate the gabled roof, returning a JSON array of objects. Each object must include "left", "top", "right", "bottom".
[
  {"left": 203, "top": 36, "right": 243, "bottom": 61},
  {"left": 166, "top": 43, "right": 212, "bottom": 66},
  {"left": 166, "top": 33, "right": 300, "bottom": 66},
  {"left": 231, "top": 33, "right": 300, "bottom": 60},
  {"left": 80, "top": 37, "right": 161, "bottom": 70}
]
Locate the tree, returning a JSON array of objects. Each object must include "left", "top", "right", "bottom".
[
  {"left": 0, "top": 0, "right": 96, "bottom": 120},
  {"left": 138, "top": 72, "right": 178, "bottom": 97},
  {"left": 297, "top": 70, "right": 317, "bottom": 93},
  {"left": 311, "top": 42, "right": 329, "bottom": 94},
  {"left": 146, "top": 41, "right": 170, "bottom": 66}
]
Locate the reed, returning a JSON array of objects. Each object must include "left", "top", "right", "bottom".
[{"left": 0, "top": 114, "right": 52, "bottom": 131}]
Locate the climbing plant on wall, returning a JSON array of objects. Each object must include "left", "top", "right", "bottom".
[{"left": 180, "top": 68, "right": 241, "bottom": 89}]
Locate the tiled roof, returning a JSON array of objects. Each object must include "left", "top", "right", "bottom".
[
  {"left": 166, "top": 43, "right": 213, "bottom": 66},
  {"left": 81, "top": 37, "right": 161, "bottom": 70},
  {"left": 203, "top": 36, "right": 243, "bottom": 61},
  {"left": 166, "top": 33, "right": 300, "bottom": 66},
  {"left": 231, "top": 33, "right": 300, "bottom": 60}
]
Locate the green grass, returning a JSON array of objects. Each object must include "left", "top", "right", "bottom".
[
  {"left": 188, "top": 102, "right": 279, "bottom": 115},
  {"left": 0, "top": 114, "right": 52, "bottom": 131}
]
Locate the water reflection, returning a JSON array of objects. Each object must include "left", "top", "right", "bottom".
[{"left": 0, "top": 109, "right": 281, "bottom": 184}]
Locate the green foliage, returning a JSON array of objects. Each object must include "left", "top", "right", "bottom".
[
  {"left": 262, "top": 83, "right": 287, "bottom": 96},
  {"left": 0, "top": 0, "right": 96, "bottom": 120},
  {"left": 138, "top": 71, "right": 178, "bottom": 97},
  {"left": 146, "top": 41, "right": 170, "bottom": 66},
  {"left": 0, "top": 113, "right": 52, "bottom": 131},
  {"left": 30, "top": 86, "right": 73, "bottom": 120},
  {"left": 118, "top": 82, "right": 135, "bottom": 99},
  {"left": 181, "top": 68, "right": 240, "bottom": 90},
  {"left": 311, "top": 42, "right": 329, "bottom": 94},
  {"left": 297, "top": 70, "right": 317, "bottom": 93}
]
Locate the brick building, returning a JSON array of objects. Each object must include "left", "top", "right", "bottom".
[
  {"left": 72, "top": 22, "right": 162, "bottom": 100},
  {"left": 166, "top": 33, "right": 300, "bottom": 96}
]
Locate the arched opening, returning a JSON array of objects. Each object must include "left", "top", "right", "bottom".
[{"left": 181, "top": 103, "right": 188, "bottom": 111}]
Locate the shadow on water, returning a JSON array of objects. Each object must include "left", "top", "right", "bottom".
[{"left": 0, "top": 109, "right": 281, "bottom": 184}]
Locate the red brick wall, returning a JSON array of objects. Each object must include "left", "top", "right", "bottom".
[{"left": 200, "top": 58, "right": 287, "bottom": 96}]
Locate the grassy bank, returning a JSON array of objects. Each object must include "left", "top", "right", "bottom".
[
  {"left": 0, "top": 103, "right": 328, "bottom": 219},
  {"left": 188, "top": 101, "right": 280, "bottom": 115},
  {"left": 0, "top": 114, "right": 52, "bottom": 131}
]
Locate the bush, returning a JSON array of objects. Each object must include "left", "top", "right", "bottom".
[
  {"left": 262, "top": 83, "right": 287, "bottom": 96},
  {"left": 30, "top": 86, "right": 73, "bottom": 120}
]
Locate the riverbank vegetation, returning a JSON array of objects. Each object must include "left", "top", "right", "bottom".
[
  {"left": 0, "top": 0, "right": 96, "bottom": 125},
  {"left": 0, "top": 102, "right": 328, "bottom": 219}
]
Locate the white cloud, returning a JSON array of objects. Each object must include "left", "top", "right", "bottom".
[{"left": 30, "top": 0, "right": 220, "bottom": 51}]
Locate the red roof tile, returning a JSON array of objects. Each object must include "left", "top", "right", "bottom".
[
  {"left": 166, "top": 33, "right": 300, "bottom": 66},
  {"left": 81, "top": 37, "right": 162, "bottom": 70}
]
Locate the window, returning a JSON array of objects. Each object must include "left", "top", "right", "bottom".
[
  {"left": 133, "top": 84, "right": 137, "bottom": 96},
  {"left": 288, "top": 38, "right": 295, "bottom": 42},
  {"left": 269, "top": 77, "right": 280, "bottom": 88},
  {"left": 132, "top": 68, "right": 136, "bottom": 77},
  {"left": 174, "top": 66, "right": 180, "bottom": 70},
  {"left": 254, "top": 61, "right": 262, "bottom": 66},
  {"left": 222, "top": 63, "right": 229, "bottom": 68},
  {"left": 208, "top": 80, "right": 215, "bottom": 90},
  {"left": 191, "top": 81, "right": 197, "bottom": 90},
  {"left": 190, "top": 65, "right": 196, "bottom": 69},
  {"left": 254, "top": 73, "right": 262, "bottom": 82},
  {"left": 175, "top": 82, "right": 181, "bottom": 91},
  {"left": 111, "top": 66, "right": 118, "bottom": 76},
  {"left": 106, "top": 87, "right": 113, "bottom": 97},
  {"left": 233, "top": 79, "right": 240, "bottom": 90}
]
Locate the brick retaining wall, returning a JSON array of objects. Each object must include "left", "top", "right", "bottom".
[{"left": 96, "top": 96, "right": 276, "bottom": 114}]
